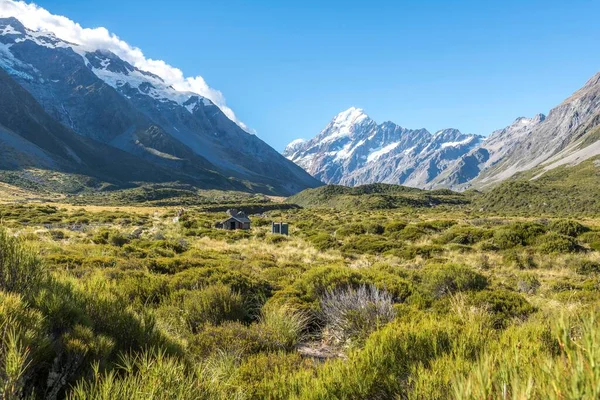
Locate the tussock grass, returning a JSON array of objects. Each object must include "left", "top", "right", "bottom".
[{"left": 1, "top": 201, "right": 600, "bottom": 398}]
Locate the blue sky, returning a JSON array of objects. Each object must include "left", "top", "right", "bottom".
[{"left": 32, "top": 0, "right": 600, "bottom": 150}]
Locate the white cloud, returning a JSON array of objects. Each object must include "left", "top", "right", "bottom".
[{"left": 0, "top": 0, "right": 251, "bottom": 132}]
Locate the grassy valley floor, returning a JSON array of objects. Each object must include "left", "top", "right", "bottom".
[{"left": 1, "top": 193, "right": 600, "bottom": 399}]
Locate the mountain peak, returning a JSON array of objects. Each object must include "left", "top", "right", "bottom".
[
  {"left": 332, "top": 107, "right": 369, "bottom": 125},
  {"left": 283, "top": 138, "right": 307, "bottom": 158},
  {"left": 286, "top": 109, "right": 483, "bottom": 187},
  {"left": 0, "top": 17, "right": 26, "bottom": 35},
  {"left": 433, "top": 128, "right": 464, "bottom": 141},
  {"left": 583, "top": 71, "right": 600, "bottom": 89},
  {"left": 315, "top": 107, "right": 373, "bottom": 144},
  {"left": 564, "top": 71, "right": 600, "bottom": 103},
  {"left": 0, "top": 15, "right": 321, "bottom": 195},
  {"left": 511, "top": 114, "right": 546, "bottom": 127}
]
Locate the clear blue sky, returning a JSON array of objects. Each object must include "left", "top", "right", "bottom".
[{"left": 33, "top": 0, "right": 600, "bottom": 150}]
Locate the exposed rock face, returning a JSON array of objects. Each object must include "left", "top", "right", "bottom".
[
  {"left": 0, "top": 17, "right": 321, "bottom": 195},
  {"left": 437, "top": 72, "right": 600, "bottom": 190},
  {"left": 284, "top": 107, "right": 483, "bottom": 188},
  {"left": 287, "top": 72, "right": 600, "bottom": 190},
  {"left": 0, "top": 66, "right": 190, "bottom": 187}
]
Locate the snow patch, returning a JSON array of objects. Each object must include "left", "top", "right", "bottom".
[
  {"left": 403, "top": 146, "right": 416, "bottom": 155},
  {"left": 0, "top": 42, "right": 35, "bottom": 80},
  {"left": 287, "top": 138, "right": 306, "bottom": 148},
  {"left": 0, "top": 4, "right": 249, "bottom": 131},
  {"left": 0, "top": 24, "right": 20, "bottom": 35},
  {"left": 90, "top": 65, "right": 198, "bottom": 107},
  {"left": 367, "top": 142, "right": 400, "bottom": 162},
  {"left": 335, "top": 139, "right": 365, "bottom": 161},
  {"left": 320, "top": 107, "right": 369, "bottom": 143},
  {"left": 441, "top": 137, "right": 475, "bottom": 149}
]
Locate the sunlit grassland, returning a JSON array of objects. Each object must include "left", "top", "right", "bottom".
[{"left": 1, "top": 199, "right": 600, "bottom": 399}]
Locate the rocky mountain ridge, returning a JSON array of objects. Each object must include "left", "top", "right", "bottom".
[
  {"left": 0, "top": 17, "right": 321, "bottom": 195},
  {"left": 286, "top": 72, "right": 600, "bottom": 191},
  {"left": 284, "top": 107, "right": 483, "bottom": 188}
]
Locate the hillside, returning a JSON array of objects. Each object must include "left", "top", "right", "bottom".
[
  {"left": 0, "top": 66, "right": 238, "bottom": 193},
  {"left": 0, "top": 17, "right": 321, "bottom": 195},
  {"left": 476, "top": 155, "right": 600, "bottom": 216},
  {"left": 286, "top": 183, "right": 469, "bottom": 210}
]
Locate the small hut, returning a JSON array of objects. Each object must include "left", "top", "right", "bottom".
[{"left": 215, "top": 209, "right": 251, "bottom": 230}]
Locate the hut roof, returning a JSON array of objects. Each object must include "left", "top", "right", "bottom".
[{"left": 222, "top": 209, "right": 251, "bottom": 224}]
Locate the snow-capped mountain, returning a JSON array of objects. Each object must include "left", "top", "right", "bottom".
[
  {"left": 284, "top": 107, "right": 483, "bottom": 187},
  {"left": 286, "top": 72, "right": 600, "bottom": 191},
  {"left": 0, "top": 17, "right": 321, "bottom": 195}
]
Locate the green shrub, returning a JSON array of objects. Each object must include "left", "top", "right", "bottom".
[
  {"left": 470, "top": 290, "right": 535, "bottom": 329},
  {"left": 365, "top": 223, "right": 385, "bottom": 235},
  {"left": 491, "top": 222, "right": 547, "bottom": 251},
  {"left": 115, "top": 273, "right": 169, "bottom": 305},
  {"left": 510, "top": 222, "right": 547, "bottom": 244},
  {"left": 420, "top": 264, "right": 488, "bottom": 298},
  {"left": 416, "top": 220, "right": 457, "bottom": 232},
  {"left": 537, "top": 233, "right": 581, "bottom": 254},
  {"left": 549, "top": 220, "right": 589, "bottom": 237},
  {"left": 49, "top": 230, "right": 66, "bottom": 240},
  {"left": 0, "top": 228, "right": 45, "bottom": 293},
  {"left": 188, "top": 321, "right": 266, "bottom": 358},
  {"left": 257, "top": 304, "right": 309, "bottom": 350},
  {"left": 579, "top": 231, "right": 600, "bottom": 251},
  {"left": 387, "top": 245, "right": 445, "bottom": 260},
  {"left": 70, "top": 350, "right": 207, "bottom": 400},
  {"left": 341, "top": 236, "right": 397, "bottom": 254},
  {"left": 385, "top": 221, "right": 408, "bottom": 233},
  {"left": 253, "top": 218, "right": 272, "bottom": 227},
  {"left": 309, "top": 233, "right": 340, "bottom": 251},
  {"left": 91, "top": 229, "right": 111, "bottom": 245},
  {"left": 170, "top": 284, "right": 246, "bottom": 332},
  {"left": 492, "top": 229, "right": 524, "bottom": 250},
  {"left": 109, "top": 232, "right": 130, "bottom": 247},
  {"left": 168, "top": 267, "right": 272, "bottom": 306},
  {"left": 435, "top": 225, "right": 491, "bottom": 245},
  {"left": 336, "top": 223, "right": 366, "bottom": 238},
  {"left": 366, "top": 272, "right": 413, "bottom": 302},
  {"left": 396, "top": 225, "right": 428, "bottom": 241},
  {"left": 235, "top": 352, "right": 311, "bottom": 399},
  {"left": 0, "top": 291, "right": 50, "bottom": 398},
  {"left": 276, "top": 266, "right": 365, "bottom": 310},
  {"left": 574, "top": 259, "right": 600, "bottom": 275},
  {"left": 152, "top": 239, "right": 189, "bottom": 254},
  {"left": 91, "top": 229, "right": 130, "bottom": 247},
  {"left": 280, "top": 318, "right": 454, "bottom": 399},
  {"left": 550, "top": 280, "right": 578, "bottom": 293},
  {"left": 452, "top": 312, "right": 600, "bottom": 399}
]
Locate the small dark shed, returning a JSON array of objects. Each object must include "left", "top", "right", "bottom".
[
  {"left": 215, "top": 209, "right": 251, "bottom": 230},
  {"left": 272, "top": 222, "right": 289, "bottom": 235}
]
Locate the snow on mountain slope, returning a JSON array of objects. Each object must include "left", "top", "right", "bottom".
[
  {"left": 288, "top": 72, "right": 600, "bottom": 191},
  {"left": 0, "top": 18, "right": 217, "bottom": 116},
  {"left": 0, "top": 16, "right": 321, "bottom": 195},
  {"left": 284, "top": 108, "right": 483, "bottom": 188}
]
